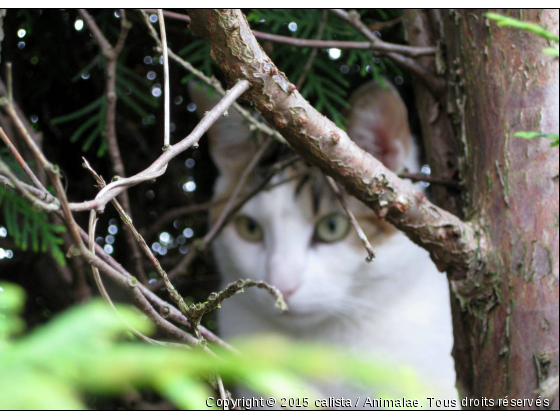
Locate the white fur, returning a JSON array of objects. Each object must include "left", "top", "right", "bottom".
[
  {"left": 213, "top": 173, "right": 458, "bottom": 405},
  {"left": 191, "top": 80, "right": 458, "bottom": 407}
]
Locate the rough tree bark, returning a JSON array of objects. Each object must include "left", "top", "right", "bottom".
[
  {"left": 188, "top": 8, "right": 559, "bottom": 408},
  {"left": 406, "top": 9, "right": 559, "bottom": 408}
]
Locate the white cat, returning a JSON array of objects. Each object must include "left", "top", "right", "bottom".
[{"left": 190, "top": 81, "right": 458, "bottom": 407}]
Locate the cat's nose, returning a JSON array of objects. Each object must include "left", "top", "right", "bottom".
[
  {"left": 270, "top": 278, "right": 301, "bottom": 300},
  {"left": 267, "top": 254, "right": 302, "bottom": 299},
  {"left": 276, "top": 283, "right": 299, "bottom": 299}
]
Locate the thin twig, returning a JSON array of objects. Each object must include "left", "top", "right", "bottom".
[
  {"left": 185, "top": 279, "right": 287, "bottom": 324},
  {"left": 51, "top": 80, "right": 250, "bottom": 213},
  {"left": 145, "top": 9, "right": 436, "bottom": 58},
  {"left": 296, "top": 10, "right": 328, "bottom": 90},
  {"left": 326, "top": 176, "right": 375, "bottom": 262},
  {"left": 330, "top": 9, "right": 445, "bottom": 96},
  {"left": 166, "top": 155, "right": 300, "bottom": 281},
  {"left": 79, "top": 9, "right": 149, "bottom": 284},
  {"left": 139, "top": 282, "right": 238, "bottom": 354},
  {"left": 0, "top": 158, "right": 58, "bottom": 211},
  {"left": 87, "top": 209, "right": 190, "bottom": 349},
  {"left": 82, "top": 158, "right": 196, "bottom": 340},
  {"left": 139, "top": 9, "right": 286, "bottom": 146},
  {"left": 0, "top": 170, "right": 236, "bottom": 353},
  {"left": 0, "top": 126, "right": 48, "bottom": 194},
  {"left": 157, "top": 9, "right": 170, "bottom": 149},
  {"left": 6, "top": 62, "right": 12, "bottom": 103}
]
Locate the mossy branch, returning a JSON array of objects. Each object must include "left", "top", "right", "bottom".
[{"left": 186, "top": 279, "right": 288, "bottom": 322}]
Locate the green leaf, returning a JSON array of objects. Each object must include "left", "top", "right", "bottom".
[
  {"left": 71, "top": 54, "right": 103, "bottom": 83},
  {"left": 543, "top": 46, "right": 559, "bottom": 58},
  {"left": 0, "top": 188, "right": 67, "bottom": 266},
  {"left": 0, "top": 282, "right": 26, "bottom": 344},
  {"left": 486, "top": 13, "right": 559, "bottom": 42},
  {"left": 50, "top": 97, "right": 103, "bottom": 125},
  {"left": 0, "top": 292, "right": 431, "bottom": 410},
  {"left": 515, "top": 131, "right": 559, "bottom": 147},
  {"left": 0, "top": 371, "right": 85, "bottom": 410},
  {"left": 116, "top": 86, "right": 151, "bottom": 119},
  {"left": 69, "top": 114, "right": 100, "bottom": 143},
  {"left": 157, "top": 375, "right": 215, "bottom": 410},
  {"left": 0, "top": 282, "right": 25, "bottom": 314}
]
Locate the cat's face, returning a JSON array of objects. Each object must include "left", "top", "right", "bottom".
[
  {"left": 212, "top": 170, "right": 404, "bottom": 327},
  {"left": 189, "top": 80, "right": 417, "bottom": 327}
]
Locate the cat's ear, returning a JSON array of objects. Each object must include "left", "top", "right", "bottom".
[
  {"left": 188, "top": 81, "right": 256, "bottom": 179},
  {"left": 346, "top": 80, "right": 414, "bottom": 171}
]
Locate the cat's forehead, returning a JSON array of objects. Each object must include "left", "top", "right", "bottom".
[{"left": 243, "top": 169, "right": 339, "bottom": 221}]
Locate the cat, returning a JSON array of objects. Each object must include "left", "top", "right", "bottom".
[{"left": 189, "top": 80, "right": 458, "bottom": 407}]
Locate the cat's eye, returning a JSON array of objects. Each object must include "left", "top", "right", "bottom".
[
  {"left": 314, "top": 213, "right": 350, "bottom": 243},
  {"left": 234, "top": 215, "right": 264, "bottom": 242}
]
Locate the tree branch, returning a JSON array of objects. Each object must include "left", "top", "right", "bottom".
[
  {"left": 0, "top": 89, "right": 237, "bottom": 352},
  {"left": 0, "top": 170, "right": 233, "bottom": 352},
  {"left": 330, "top": 8, "right": 445, "bottom": 96},
  {"left": 187, "top": 9, "right": 486, "bottom": 282},
  {"left": 296, "top": 10, "right": 328, "bottom": 90},
  {"left": 0, "top": 126, "right": 47, "bottom": 194},
  {"left": 79, "top": 9, "right": 149, "bottom": 284},
  {"left": 140, "top": 9, "right": 286, "bottom": 146},
  {"left": 145, "top": 9, "right": 436, "bottom": 57},
  {"left": 61, "top": 80, "right": 250, "bottom": 213}
]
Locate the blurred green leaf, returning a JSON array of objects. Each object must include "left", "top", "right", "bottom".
[
  {"left": 486, "top": 13, "right": 559, "bottom": 42},
  {"left": 543, "top": 46, "right": 559, "bottom": 58},
  {"left": 0, "top": 285, "right": 429, "bottom": 410},
  {"left": 515, "top": 131, "right": 559, "bottom": 147}
]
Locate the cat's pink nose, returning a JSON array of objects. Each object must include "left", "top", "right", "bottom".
[
  {"left": 269, "top": 277, "right": 300, "bottom": 300},
  {"left": 276, "top": 283, "right": 299, "bottom": 299}
]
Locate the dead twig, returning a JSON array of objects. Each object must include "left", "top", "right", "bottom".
[
  {"left": 166, "top": 155, "right": 300, "bottom": 282},
  {"left": 157, "top": 9, "right": 171, "bottom": 149},
  {"left": 326, "top": 176, "right": 376, "bottom": 262},
  {"left": 296, "top": 10, "right": 328, "bottom": 90},
  {"left": 83, "top": 158, "right": 196, "bottom": 342},
  {"left": 139, "top": 9, "right": 286, "bottom": 146},
  {"left": 330, "top": 9, "right": 445, "bottom": 96},
  {"left": 53, "top": 80, "right": 250, "bottom": 213},
  {"left": 79, "top": 9, "right": 150, "bottom": 284},
  {"left": 145, "top": 9, "right": 435, "bottom": 58}
]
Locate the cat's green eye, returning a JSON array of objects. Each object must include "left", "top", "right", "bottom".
[
  {"left": 234, "top": 215, "right": 264, "bottom": 242},
  {"left": 314, "top": 213, "right": 350, "bottom": 244}
]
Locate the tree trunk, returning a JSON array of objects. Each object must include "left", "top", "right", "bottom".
[{"left": 407, "top": 9, "right": 559, "bottom": 408}]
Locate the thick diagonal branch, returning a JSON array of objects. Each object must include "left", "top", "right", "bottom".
[{"left": 187, "top": 9, "right": 486, "bottom": 282}]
